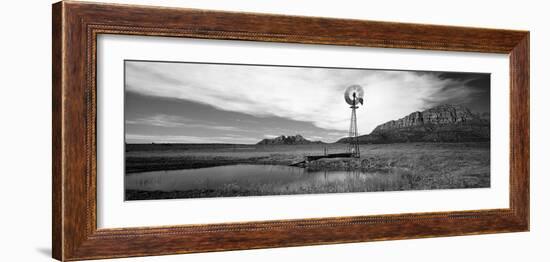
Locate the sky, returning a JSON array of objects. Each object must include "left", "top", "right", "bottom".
[{"left": 125, "top": 60, "right": 490, "bottom": 144}]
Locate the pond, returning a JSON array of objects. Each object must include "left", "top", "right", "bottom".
[{"left": 125, "top": 164, "right": 410, "bottom": 200}]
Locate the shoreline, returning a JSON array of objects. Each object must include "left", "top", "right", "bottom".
[
  {"left": 125, "top": 158, "right": 293, "bottom": 174},
  {"left": 124, "top": 155, "right": 400, "bottom": 174}
]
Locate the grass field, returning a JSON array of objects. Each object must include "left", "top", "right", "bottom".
[{"left": 125, "top": 142, "right": 490, "bottom": 199}]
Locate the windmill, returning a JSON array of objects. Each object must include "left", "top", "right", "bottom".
[{"left": 344, "top": 85, "right": 364, "bottom": 158}]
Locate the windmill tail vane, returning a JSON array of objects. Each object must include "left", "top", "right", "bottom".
[{"left": 344, "top": 85, "right": 365, "bottom": 158}]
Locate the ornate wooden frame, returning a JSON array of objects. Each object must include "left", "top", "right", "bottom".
[{"left": 52, "top": 1, "right": 530, "bottom": 261}]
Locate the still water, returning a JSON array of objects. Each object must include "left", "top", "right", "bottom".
[{"left": 126, "top": 164, "right": 401, "bottom": 194}]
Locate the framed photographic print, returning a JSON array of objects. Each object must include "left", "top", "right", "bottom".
[{"left": 52, "top": 1, "right": 529, "bottom": 261}]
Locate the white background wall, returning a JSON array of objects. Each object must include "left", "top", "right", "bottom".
[{"left": 0, "top": 0, "right": 547, "bottom": 261}]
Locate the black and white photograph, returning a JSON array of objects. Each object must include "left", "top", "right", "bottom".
[{"left": 124, "top": 60, "right": 491, "bottom": 200}]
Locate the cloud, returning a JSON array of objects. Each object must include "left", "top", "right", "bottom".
[
  {"left": 126, "top": 62, "right": 484, "bottom": 134},
  {"left": 126, "top": 134, "right": 259, "bottom": 144},
  {"left": 126, "top": 114, "right": 245, "bottom": 132},
  {"left": 419, "top": 74, "right": 487, "bottom": 110},
  {"left": 306, "top": 135, "right": 324, "bottom": 141}
]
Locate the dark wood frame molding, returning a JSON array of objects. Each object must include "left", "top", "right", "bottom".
[{"left": 52, "top": 1, "right": 530, "bottom": 261}]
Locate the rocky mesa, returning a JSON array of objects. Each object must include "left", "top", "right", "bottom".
[
  {"left": 257, "top": 134, "right": 324, "bottom": 145},
  {"left": 338, "top": 104, "right": 490, "bottom": 144}
]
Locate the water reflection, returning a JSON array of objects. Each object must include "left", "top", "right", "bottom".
[{"left": 126, "top": 164, "right": 396, "bottom": 195}]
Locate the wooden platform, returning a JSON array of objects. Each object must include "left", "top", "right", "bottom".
[
  {"left": 305, "top": 153, "right": 353, "bottom": 161},
  {"left": 290, "top": 152, "right": 354, "bottom": 167}
]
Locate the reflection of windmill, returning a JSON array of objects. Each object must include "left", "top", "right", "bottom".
[{"left": 344, "top": 85, "right": 364, "bottom": 158}]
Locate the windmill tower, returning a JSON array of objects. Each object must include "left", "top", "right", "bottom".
[{"left": 344, "top": 85, "right": 364, "bottom": 158}]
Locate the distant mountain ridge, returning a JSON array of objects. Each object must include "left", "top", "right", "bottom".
[
  {"left": 338, "top": 104, "right": 490, "bottom": 144},
  {"left": 257, "top": 134, "right": 324, "bottom": 145}
]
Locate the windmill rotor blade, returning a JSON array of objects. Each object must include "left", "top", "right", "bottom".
[{"left": 344, "top": 85, "right": 365, "bottom": 105}]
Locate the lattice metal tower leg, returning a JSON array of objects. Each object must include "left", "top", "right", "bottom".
[{"left": 348, "top": 104, "right": 360, "bottom": 158}]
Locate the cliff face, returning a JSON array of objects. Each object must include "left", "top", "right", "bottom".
[
  {"left": 374, "top": 104, "right": 477, "bottom": 131},
  {"left": 338, "top": 104, "right": 490, "bottom": 144},
  {"left": 257, "top": 134, "right": 323, "bottom": 145}
]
